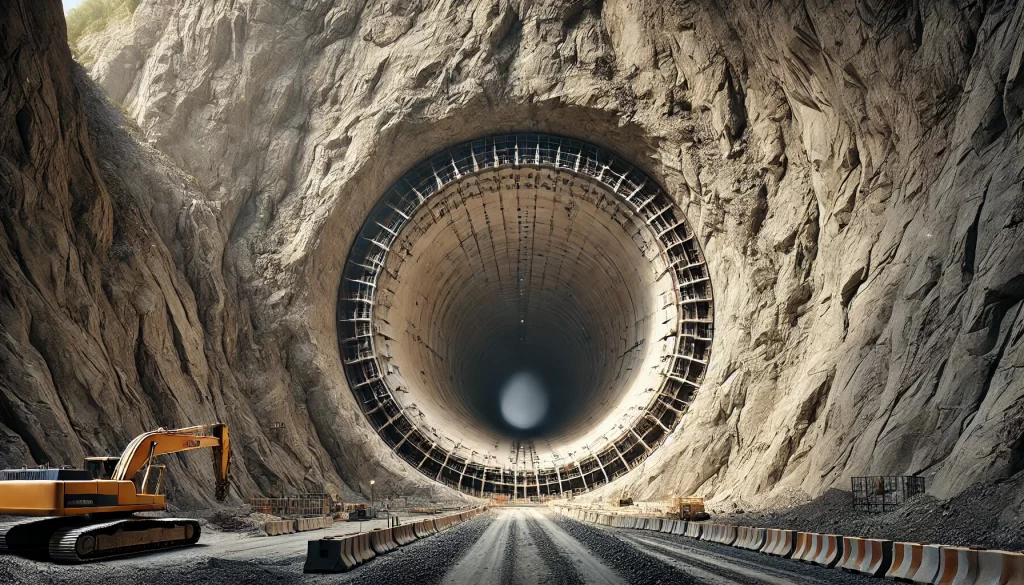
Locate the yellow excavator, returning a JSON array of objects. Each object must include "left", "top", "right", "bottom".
[{"left": 0, "top": 423, "right": 230, "bottom": 563}]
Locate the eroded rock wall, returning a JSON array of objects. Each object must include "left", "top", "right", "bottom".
[
  {"left": 8, "top": 0, "right": 1024, "bottom": 514},
  {"left": 1, "top": 0, "right": 456, "bottom": 507}
]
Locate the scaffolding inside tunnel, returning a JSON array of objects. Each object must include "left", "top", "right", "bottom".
[{"left": 337, "top": 134, "right": 715, "bottom": 497}]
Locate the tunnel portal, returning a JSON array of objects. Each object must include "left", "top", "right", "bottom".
[{"left": 338, "top": 134, "right": 713, "bottom": 497}]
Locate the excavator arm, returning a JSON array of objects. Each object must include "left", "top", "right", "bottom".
[{"left": 111, "top": 423, "right": 231, "bottom": 501}]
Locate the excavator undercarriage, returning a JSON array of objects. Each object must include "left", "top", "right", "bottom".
[{"left": 0, "top": 516, "right": 202, "bottom": 562}]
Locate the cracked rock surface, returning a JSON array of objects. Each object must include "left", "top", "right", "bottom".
[{"left": 2, "top": 0, "right": 1023, "bottom": 527}]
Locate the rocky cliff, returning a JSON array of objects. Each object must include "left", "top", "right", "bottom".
[{"left": 4, "top": 0, "right": 1023, "bottom": 516}]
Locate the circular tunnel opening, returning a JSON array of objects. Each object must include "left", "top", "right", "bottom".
[{"left": 339, "top": 134, "right": 713, "bottom": 497}]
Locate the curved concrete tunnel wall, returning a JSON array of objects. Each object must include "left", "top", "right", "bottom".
[{"left": 336, "top": 134, "right": 714, "bottom": 497}]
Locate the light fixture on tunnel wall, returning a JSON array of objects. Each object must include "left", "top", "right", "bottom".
[{"left": 337, "top": 134, "right": 714, "bottom": 498}]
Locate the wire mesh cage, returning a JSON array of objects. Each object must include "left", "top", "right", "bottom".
[
  {"left": 851, "top": 476, "right": 925, "bottom": 513},
  {"left": 249, "top": 494, "right": 337, "bottom": 517}
]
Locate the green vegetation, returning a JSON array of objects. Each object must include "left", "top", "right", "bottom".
[{"left": 65, "top": 0, "right": 140, "bottom": 51}]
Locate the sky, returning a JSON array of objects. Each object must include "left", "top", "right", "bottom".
[{"left": 63, "top": 0, "right": 86, "bottom": 13}]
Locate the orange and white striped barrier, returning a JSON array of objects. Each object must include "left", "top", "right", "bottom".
[
  {"left": 933, "top": 546, "right": 978, "bottom": 584},
  {"left": 975, "top": 549, "right": 1024, "bottom": 585},
  {"left": 700, "top": 524, "right": 737, "bottom": 546},
  {"left": 735, "top": 526, "right": 767, "bottom": 551},
  {"left": 887, "top": 542, "right": 934, "bottom": 581},
  {"left": 792, "top": 532, "right": 815, "bottom": 561},
  {"left": 811, "top": 534, "right": 843, "bottom": 568},
  {"left": 762, "top": 529, "right": 797, "bottom": 558},
  {"left": 800, "top": 533, "right": 824, "bottom": 563},
  {"left": 839, "top": 537, "right": 892, "bottom": 577},
  {"left": 555, "top": 505, "right": 1024, "bottom": 585}
]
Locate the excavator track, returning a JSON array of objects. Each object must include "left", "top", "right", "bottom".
[
  {"left": 0, "top": 517, "right": 86, "bottom": 559},
  {"left": 49, "top": 518, "right": 201, "bottom": 563}
]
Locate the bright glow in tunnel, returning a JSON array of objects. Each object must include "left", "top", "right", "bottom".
[{"left": 338, "top": 134, "right": 713, "bottom": 497}]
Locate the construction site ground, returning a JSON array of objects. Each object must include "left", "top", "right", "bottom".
[{"left": 0, "top": 508, "right": 882, "bottom": 584}]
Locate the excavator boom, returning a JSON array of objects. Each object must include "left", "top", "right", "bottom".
[{"left": 111, "top": 423, "right": 230, "bottom": 500}]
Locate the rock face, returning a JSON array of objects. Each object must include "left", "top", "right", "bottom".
[{"left": 4, "top": 0, "right": 1023, "bottom": 517}]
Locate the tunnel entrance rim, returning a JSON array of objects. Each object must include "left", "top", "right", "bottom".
[{"left": 338, "top": 133, "right": 714, "bottom": 497}]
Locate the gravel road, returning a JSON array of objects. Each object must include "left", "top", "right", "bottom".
[{"left": 0, "top": 508, "right": 897, "bottom": 584}]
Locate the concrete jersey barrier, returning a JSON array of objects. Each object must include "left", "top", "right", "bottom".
[
  {"left": 887, "top": 542, "right": 935, "bottom": 582},
  {"left": 263, "top": 519, "right": 296, "bottom": 536},
  {"left": 934, "top": 546, "right": 978, "bottom": 585},
  {"left": 305, "top": 505, "right": 489, "bottom": 574},
  {"left": 812, "top": 534, "right": 844, "bottom": 568},
  {"left": 556, "top": 504, "right": 1024, "bottom": 585},
  {"left": 304, "top": 536, "right": 359, "bottom": 573},
  {"left": 974, "top": 549, "right": 1024, "bottom": 585},
  {"left": 762, "top": 529, "right": 797, "bottom": 558},
  {"left": 839, "top": 537, "right": 892, "bottom": 577}
]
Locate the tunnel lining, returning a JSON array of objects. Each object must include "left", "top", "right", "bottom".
[{"left": 338, "top": 134, "right": 713, "bottom": 497}]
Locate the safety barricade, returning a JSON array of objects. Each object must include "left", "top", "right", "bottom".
[
  {"left": 735, "top": 526, "right": 767, "bottom": 551},
  {"left": 887, "top": 542, "right": 931, "bottom": 581},
  {"left": 839, "top": 537, "right": 892, "bottom": 577},
  {"left": 700, "top": 524, "right": 737, "bottom": 546},
  {"left": 792, "top": 532, "right": 815, "bottom": 561},
  {"left": 812, "top": 534, "right": 843, "bottom": 568},
  {"left": 353, "top": 531, "right": 375, "bottom": 563},
  {"left": 413, "top": 520, "right": 431, "bottom": 538},
  {"left": 370, "top": 529, "right": 390, "bottom": 554},
  {"left": 934, "top": 546, "right": 979, "bottom": 585},
  {"left": 395, "top": 524, "right": 417, "bottom": 545},
  {"left": 555, "top": 504, "right": 1024, "bottom": 585},
  {"left": 304, "top": 535, "right": 360, "bottom": 573},
  {"left": 295, "top": 516, "right": 334, "bottom": 532},
  {"left": 762, "top": 529, "right": 797, "bottom": 558},
  {"left": 975, "top": 549, "right": 1024, "bottom": 585},
  {"left": 263, "top": 519, "right": 296, "bottom": 536}
]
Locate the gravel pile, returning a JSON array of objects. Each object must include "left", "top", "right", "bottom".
[
  {"left": 550, "top": 515, "right": 702, "bottom": 584},
  {"left": 524, "top": 516, "right": 585, "bottom": 585},
  {"left": 715, "top": 477, "right": 1024, "bottom": 551}
]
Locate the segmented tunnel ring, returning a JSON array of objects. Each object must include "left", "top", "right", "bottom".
[{"left": 338, "top": 134, "right": 713, "bottom": 497}]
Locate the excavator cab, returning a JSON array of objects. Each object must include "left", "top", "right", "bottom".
[
  {"left": 84, "top": 457, "right": 119, "bottom": 480},
  {"left": 86, "top": 456, "right": 166, "bottom": 494}
]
